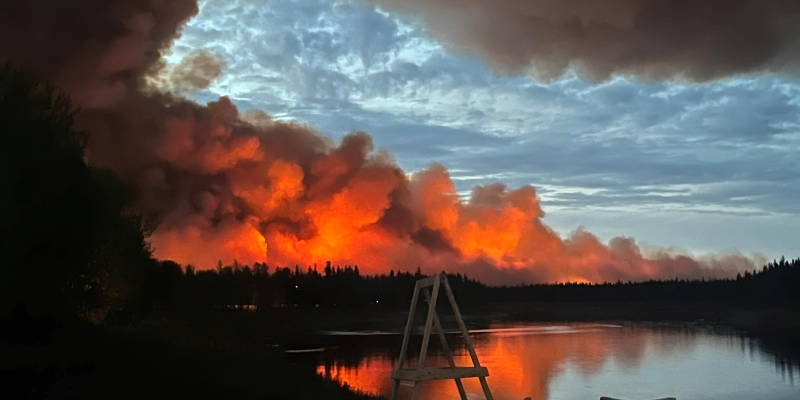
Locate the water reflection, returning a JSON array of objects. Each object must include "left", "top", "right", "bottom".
[{"left": 315, "top": 323, "right": 800, "bottom": 400}]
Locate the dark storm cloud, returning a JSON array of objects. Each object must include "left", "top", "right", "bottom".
[{"left": 369, "top": 0, "right": 800, "bottom": 82}]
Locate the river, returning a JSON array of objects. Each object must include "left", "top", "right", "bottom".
[{"left": 312, "top": 323, "right": 799, "bottom": 400}]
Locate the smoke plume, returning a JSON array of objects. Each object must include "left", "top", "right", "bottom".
[
  {"left": 0, "top": 0, "right": 759, "bottom": 284},
  {"left": 369, "top": 0, "right": 800, "bottom": 81}
]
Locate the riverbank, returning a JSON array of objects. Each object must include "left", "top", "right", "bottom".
[{"left": 2, "top": 312, "right": 376, "bottom": 400}]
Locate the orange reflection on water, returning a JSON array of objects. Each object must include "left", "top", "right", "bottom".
[
  {"left": 316, "top": 324, "right": 671, "bottom": 400},
  {"left": 317, "top": 356, "right": 396, "bottom": 396}
]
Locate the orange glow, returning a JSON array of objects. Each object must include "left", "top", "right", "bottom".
[
  {"left": 316, "top": 325, "right": 678, "bottom": 400},
  {"left": 133, "top": 59, "right": 751, "bottom": 286},
  {"left": 317, "top": 357, "right": 395, "bottom": 396},
  {"left": 556, "top": 276, "right": 592, "bottom": 285},
  {"left": 151, "top": 218, "right": 267, "bottom": 267},
  {"left": 146, "top": 104, "right": 753, "bottom": 284}
]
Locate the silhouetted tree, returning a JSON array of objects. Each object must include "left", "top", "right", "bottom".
[
  {"left": 1, "top": 64, "right": 159, "bottom": 325},
  {"left": 1, "top": 63, "right": 95, "bottom": 319}
]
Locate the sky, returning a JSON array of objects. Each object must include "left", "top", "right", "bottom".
[{"left": 166, "top": 0, "right": 799, "bottom": 260}]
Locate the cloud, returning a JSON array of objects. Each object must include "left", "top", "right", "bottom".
[
  {"left": 152, "top": 49, "right": 227, "bottom": 94},
  {"left": 368, "top": 0, "right": 800, "bottom": 82},
  {"left": 172, "top": 0, "right": 800, "bottom": 220},
  {"left": 2, "top": 0, "right": 792, "bottom": 285}
]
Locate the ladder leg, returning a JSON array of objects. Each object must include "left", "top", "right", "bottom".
[
  {"left": 416, "top": 275, "right": 440, "bottom": 371},
  {"left": 390, "top": 379, "right": 401, "bottom": 400},
  {"left": 392, "top": 281, "right": 421, "bottom": 400},
  {"left": 443, "top": 275, "right": 495, "bottom": 400},
  {"left": 410, "top": 275, "right": 441, "bottom": 400},
  {"left": 410, "top": 382, "right": 422, "bottom": 400},
  {"left": 397, "top": 282, "right": 421, "bottom": 367},
  {"left": 423, "top": 287, "right": 468, "bottom": 400},
  {"left": 478, "top": 377, "right": 494, "bottom": 400}
]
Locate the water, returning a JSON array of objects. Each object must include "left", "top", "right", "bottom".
[{"left": 314, "top": 323, "right": 800, "bottom": 400}]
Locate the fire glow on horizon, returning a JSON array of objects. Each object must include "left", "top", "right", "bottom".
[{"left": 0, "top": 0, "right": 784, "bottom": 284}]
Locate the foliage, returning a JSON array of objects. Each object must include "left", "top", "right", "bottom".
[
  {"left": 0, "top": 63, "right": 152, "bottom": 318},
  {"left": 0, "top": 63, "right": 95, "bottom": 316}
]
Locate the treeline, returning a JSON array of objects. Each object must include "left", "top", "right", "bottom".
[
  {"left": 495, "top": 256, "right": 800, "bottom": 305},
  {"left": 115, "top": 260, "right": 489, "bottom": 312},
  {"left": 123, "top": 256, "right": 800, "bottom": 314}
]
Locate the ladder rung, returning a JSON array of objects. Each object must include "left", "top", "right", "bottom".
[{"left": 391, "top": 367, "right": 489, "bottom": 382}]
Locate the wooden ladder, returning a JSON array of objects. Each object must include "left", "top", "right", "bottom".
[{"left": 390, "top": 273, "right": 494, "bottom": 400}]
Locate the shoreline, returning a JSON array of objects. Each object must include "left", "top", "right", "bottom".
[{"left": 239, "top": 301, "right": 800, "bottom": 339}]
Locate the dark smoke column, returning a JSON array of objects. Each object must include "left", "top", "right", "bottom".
[
  {"left": 368, "top": 0, "right": 800, "bottom": 81},
  {"left": 0, "top": 0, "right": 199, "bottom": 109}
]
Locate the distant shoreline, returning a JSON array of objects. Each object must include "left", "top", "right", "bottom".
[
  {"left": 237, "top": 300, "right": 800, "bottom": 342},
  {"left": 472, "top": 301, "right": 800, "bottom": 338}
]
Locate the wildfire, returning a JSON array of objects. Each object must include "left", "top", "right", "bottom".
[
  {"left": 128, "top": 83, "right": 752, "bottom": 285},
  {"left": 0, "top": 0, "right": 758, "bottom": 285},
  {"left": 143, "top": 117, "right": 751, "bottom": 285}
]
